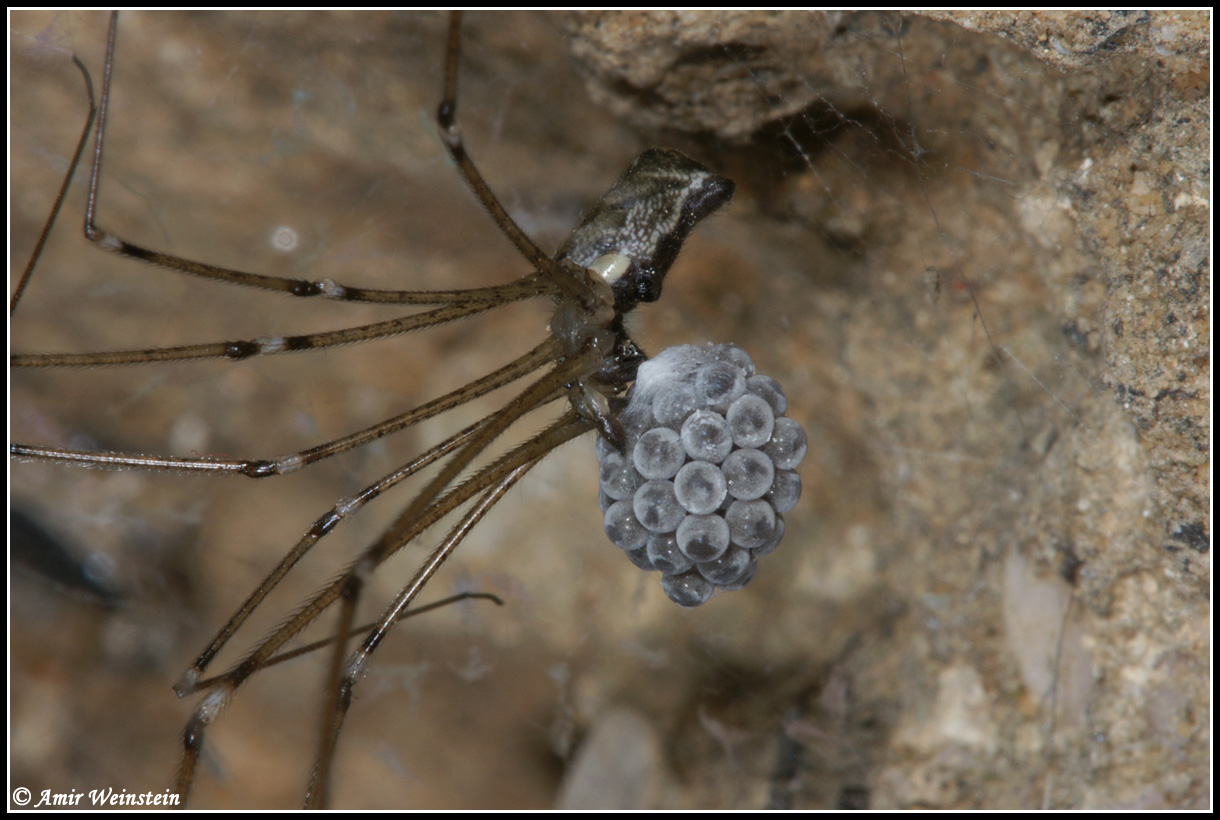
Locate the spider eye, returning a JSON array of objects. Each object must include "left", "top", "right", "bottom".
[{"left": 596, "top": 343, "right": 806, "bottom": 607}]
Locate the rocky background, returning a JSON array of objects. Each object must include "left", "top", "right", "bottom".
[{"left": 11, "top": 11, "right": 1208, "bottom": 809}]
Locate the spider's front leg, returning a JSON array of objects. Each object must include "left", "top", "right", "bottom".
[
  {"left": 568, "top": 379, "right": 629, "bottom": 455},
  {"left": 546, "top": 258, "right": 630, "bottom": 452},
  {"left": 566, "top": 325, "right": 649, "bottom": 456}
]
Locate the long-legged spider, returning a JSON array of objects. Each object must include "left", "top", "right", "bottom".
[{"left": 16, "top": 10, "right": 1180, "bottom": 812}]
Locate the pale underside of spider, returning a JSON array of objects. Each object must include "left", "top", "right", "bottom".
[{"left": 10, "top": 10, "right": 769, "bottom": 809}]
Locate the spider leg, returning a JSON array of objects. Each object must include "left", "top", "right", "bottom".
[
  {"left": 10, "top": 54, "right": 95, "bottom": 313},
  {"left": 305, "top": 412, "right": 587, "bottom": 808},
  {"left": 172, "top": 346, "right": 598, "bottom": 805},
  {"left": 172, "top": 342, "right": 560, "bottom": 688},
  {"left": 436, "top": 11, "right": 596, "bottom": 308},
  {"left": 73, "top": 15, "right": 554, "bottom": 308},
  {"left": 191, "top": 592, "right": 504, "bottom": 688},
  {"left": 12, "top": 280, "right": 546, "bottom": 368},
  {"left": 13, "top": 337, "right": 560, "bottom": 478},
  {"left": 569, "top": 379, "right": 630, "bottom": 454}
]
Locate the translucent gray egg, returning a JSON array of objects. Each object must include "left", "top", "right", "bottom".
[
  {"left": 680, "top": 409, "right": 733, "bottom": 463},
  {"left": 767, "top": 470, "right": 802, "bottom": 514},
  {"left": 764, "top": 416, "right": 807, "bottom": 470},
  {"left": 711, "top": 344, "right": 755, "bottom": 376},
  {"left": 632, "top": 480, "right": 686, "bottom": 534},
  {"left": 624, "top": 545, "right": 656, "bottom": 571},
  {"left": 716, "top": 556, "right": 757, "bottom": 592},
  {"left": 652, "top": 382, "right": 701, "bottom": 430},
  {"left": 632, "top": 427, "right": 685, "bottom": 480},
  {"left": 746, "top": 373, "right": 787, "bottom": 416},
  {"left": 721, "top": 448, "right": 776, "bottom": 501},
  {"left": 725, "top": 499, "right": 777, "bottom": 549},
  {"left": 752, "top": 515, "right": 785, "bottom": 558},
  {"left": 646, "top": 533, "right": 693, "bottom": 575},
  {"left": 676, "top": 513, "right": 730, "bottom": 562},
  {"left": 673, "top": 460, "right": 728, "bottom": 515},
  {"left": 695, "top": 361, "right": 746, "bottom": 412},
  {"left": 661, "top": 571, "right": 715, "bottom": 608},
  {"left": 598, "top": 450, "right": 639, "bottom": 501},
  {"left": 726, "top": 393, "right": 775, "bottom": 448},
  {"left": 603, "top": 499, "right": 648, "bottom": 550},
  {"left": 696, "top": 544, "right": 753, "bottom": 586}
]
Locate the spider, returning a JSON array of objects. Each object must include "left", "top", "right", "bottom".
[
  {"left": 12, "top": 11, "right": 810, "bottom": 809},
  {"left": 15, "top": 10, "right": 1129, "bottom": 811}
]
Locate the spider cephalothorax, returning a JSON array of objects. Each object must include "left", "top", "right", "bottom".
[
  {"left": 548, "top": 148, "right": 736, "bottom": 449},
  {"left": 558, "top": 147, "right": 736, "bottom": 314}
]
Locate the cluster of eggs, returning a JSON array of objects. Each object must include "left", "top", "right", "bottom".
[{"left": 596, "top": 343, "right": 806, "bottom": 607}]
